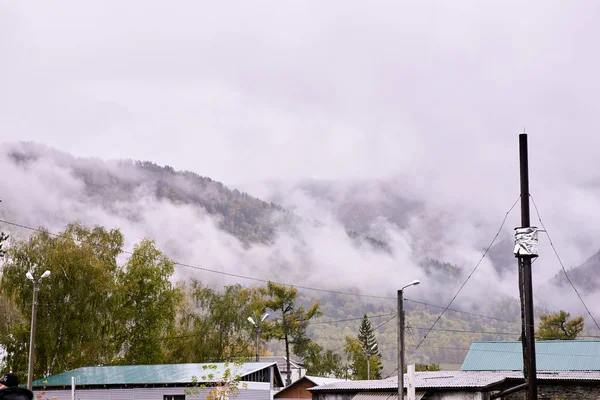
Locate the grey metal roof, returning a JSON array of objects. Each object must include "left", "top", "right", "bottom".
[
  {"left": 259, "top": 356, "right": 304, "bottom": 371},
  {"left": 309, "top": 378, "right": 398, "bottom": 391},
  {"left": 461, "top": 340, "right": 600, "bottom": 371},
  {"left": 505, "top": 371, "right": 600, "bottom": 381},
  {"left": 305, "top": 376, "right": 346, "bottom": 386},
  {"left": 309, "top": 370, "right": 600, "bottom": 391},
  {"left": 32, "top": 362, "right": 280, "bottom": 388}
]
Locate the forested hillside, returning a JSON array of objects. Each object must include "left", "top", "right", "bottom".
[{"left": 2, "top": 143, "right": 600, "bottom": 379}]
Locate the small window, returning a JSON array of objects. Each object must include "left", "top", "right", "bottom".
[{"left": 164, "top": 396, "right": 185, "bottom": 400}]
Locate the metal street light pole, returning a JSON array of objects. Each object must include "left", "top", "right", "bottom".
[
  {"left": 247, "top": 313, "right": 269, "bottom": 362},
  {"left": 398, "top": 279, "right": 420, "bottom": 400},
  {"left": 362, "top": 343, "right": 378, "bottom": 380},
  {"left": 26, "top": 269, "right": 51, "bottom": 390}
]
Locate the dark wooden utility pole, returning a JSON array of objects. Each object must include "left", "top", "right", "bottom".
[{"left": 519, "top": 133, "right": 537, "bottom": 400}]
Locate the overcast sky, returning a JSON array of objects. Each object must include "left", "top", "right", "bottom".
[
  {"left": 2, "top": 1, "right": 600, "bottom": 310},
  {"left": 2, "top": 1, "right": 599, "bottom": 184}
]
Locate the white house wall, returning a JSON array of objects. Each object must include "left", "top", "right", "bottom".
[{"left": 35, "top": 386, "right": 273, "bottom": 400}]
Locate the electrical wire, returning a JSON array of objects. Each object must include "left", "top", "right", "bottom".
[
  {"left": 308, "top": 313, "right": 397, "bottom": 325},
  {"left": 1, "top": 217, "right": 522, "bottom": 325},
  {"left": 415, "top": 196, "right": 521, "bottom": 350},
  {"left": 373, "top": 314, "right": 397, "bottom": 330},
  {"left": 530, "top": 194, "right": 600, "bottom": 332},
  {"left": 411, "top": 327, "right": 520, "bottom": 336},
  {"left": 0, "top": 218, "right": 392, "bottom": 300},
  {"left": 404, "top": 298, "right": 518, "bottom": 324}
]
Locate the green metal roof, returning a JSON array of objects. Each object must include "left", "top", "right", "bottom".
[
  {"left": 33, "top": 362, "right": 279, "bottom": 388},
  {"left": 461, "top": 340, "right": 600, "bottom": 371}
]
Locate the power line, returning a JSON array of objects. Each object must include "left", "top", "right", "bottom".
[
  {"left": 374, "top": 314, "right": 397, "bottom": 330},
  {"left": 404, "top": 298, "right": 518, "bottom": 324},
  {"left": 412, "top": 327, "right": 520, "bottom": 336},
  {"left": 327, "top": 314, "right": 398, "bottom": 353},
  {"left": 384, "top": 367, "right": 398, "bottom": 379},
  {"left": 415, "top": 196, "right": 521, "bottom": 350},
  {"left": 0, "top": 218, "right": 391, "bottom": 300},
  {"left": 309, "top": 313, "right": 396, "bottom": 325},
  {"left": 529, "top": 194, "right": 600, "bottom": 332},
  {"left": 0, "top": 217, "right": 522, "bottom": 325}
]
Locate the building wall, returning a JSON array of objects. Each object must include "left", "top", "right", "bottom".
[
  {"left": 274, "top": 379, "right": 314, "bottom": 399},
  {"left": 34, "top": 386, "right": 272, "bottom": 400},
  {"left": 503, "top": 384, "right": 600, "bottom": 400},
  {"left": 426, "top": 391, "right": 487, "bottom": 400},
  {"left": 312, "top": 392, "right": 355, "bottom": 400}
]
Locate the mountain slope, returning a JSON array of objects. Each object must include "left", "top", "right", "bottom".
[{"left": 550, "top": 249, "right": 600, "bottom": 294}]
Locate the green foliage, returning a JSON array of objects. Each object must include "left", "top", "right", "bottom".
[
  {"left": 535, "top": 310, "right": 584, "bottom": 340},
  {"left": 262, "top": 281, "right": 321, "bottom": 385},
  {"left": 344, "top": 335, "right": 382, "bottom": 380},
  {"left": 0, "top": 223, "right": 125, "bottom": 377},
  {"left": 116, "top": 239, "right": 181, "bottom": 364},
  {"left": 0, "top": 293, "right": 23, "bottom": 346},
  {"left": 0, "top": 223, "right": 182, "bottom": 379},
  {"left": 414, "top": 363, "right": 440, "bottom": 372},
  {"left": 168, "top": 281, "right": 264, "bottom": 363},
  {"left": 358, "top": 315, "right": 380, "bottom": 357},
  {"left": 185, "top": 361, "right": 248, "bottom": 400},
  {"left": 301, "top": 341, "right": 345, "bottom": 378},
  {"left": 356, "top": 314, "right": 382, "bottom": 379}
]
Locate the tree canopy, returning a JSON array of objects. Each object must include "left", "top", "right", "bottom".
[
  {"left": 1, "top": 223, "right": 126, "bottom": 377},
  {"left": 535, "top": 310, "right": 584, "bottom": 340},
  {"left": 344, "top": 316, "right": 383, "bottom": 380},
  {"left": 262, "top": 281, "right": 321, "bottom": 385},
  {"left": 116, "top": 239, "right": 181, "bottom": 364},
  {"left": 169, "top": 281, "right": 264, "bottom": 363}
]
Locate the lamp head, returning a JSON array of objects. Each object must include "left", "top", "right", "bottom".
[
  {"left": 402, "top": 279, "right": 421, "bottom": 291},
  {"left": 247, "top": 316, "right": 256, "bottom": 326},
  {"left": 41, "top": 270, "right": 51, "bottom": 279},
  {"left": 26, "top": 271, "right": 34, "bottom": 281},
  {"left": 260, "top": 313, "right": 269, "bottom": 322}
]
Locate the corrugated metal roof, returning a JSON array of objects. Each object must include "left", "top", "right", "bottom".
[
  {"left": 305, "top": 376, "right": 346, "bottom": 386},
  {"left": 461, "top": 340, "right": 600, "bottom": 371},
  {"left": 309, "top": 379, "right": 397, "bottom": 391},
  {"left": 309, "top": 370, "right": 600, "bottom": 392},
  {"left": 309, "top": 372, "right": 506, "bottom": 390},
  {"left": 33, "top": 362, "right": 278, "bottom": 387},
  {"left": 260, "top": 356, "right": 304, "bottom": 370}
]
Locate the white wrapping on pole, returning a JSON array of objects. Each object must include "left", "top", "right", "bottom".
[
  {"left": 408, "top": 364, "right": 416, "bottom": 400},
  {"left": 514, "top": 227, "right": 539, "bottom": 257}
]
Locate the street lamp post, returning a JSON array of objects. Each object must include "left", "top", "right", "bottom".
[
  {"left": 26, "top": 269, "right": 51, "bottom": 390},
  {"left": 362, "top": 343, "right": 378, "bottom": 380},
  {"left": 398, "top": 279, "right": 420, "bottom": 400},
  {"left": 248, "top": 313, "right": 269, "bottom": 362}
]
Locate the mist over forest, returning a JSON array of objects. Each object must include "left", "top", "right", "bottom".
[{"left": 2, "top": 142, "right": 600, "bottom": 371}]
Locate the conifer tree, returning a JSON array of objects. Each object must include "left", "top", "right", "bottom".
[
  {"left": 353, "top": 315, "right": 383, "bottom": 379},
  {"left": 535, "top": 310, "right": 584, "bottom": 340}
]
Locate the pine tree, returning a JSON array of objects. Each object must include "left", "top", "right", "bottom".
[
  {"left": 535, "top": 310, "right": 584, "bottom": 340},
  {"left": 356, "top": 315, "right": 383, "bottom": 379}
]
